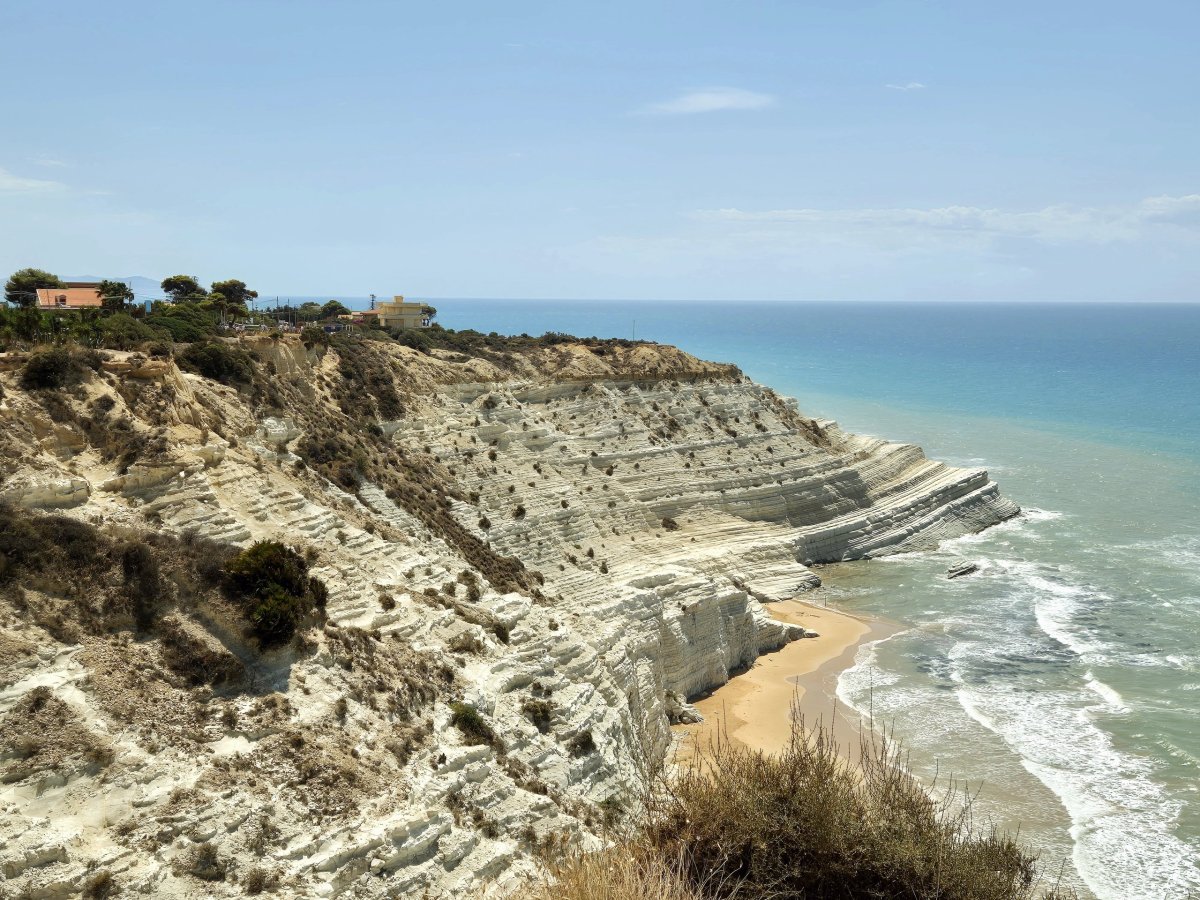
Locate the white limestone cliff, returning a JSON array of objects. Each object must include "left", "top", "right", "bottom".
[{"left": 0, "top": 338, "right": 1017, "bottom": 898}]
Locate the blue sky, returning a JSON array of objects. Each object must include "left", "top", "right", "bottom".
[{"left": 2, "top": 0, "right": 1198, "bottom": 301}]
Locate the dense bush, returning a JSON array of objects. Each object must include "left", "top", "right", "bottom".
[
  {"left": 328, "top": 335, "right": 404, "bottom": 419},
  {"left": 145, "top": 303, "right": 217, "bottom": 342},
  {"left": 178, "top": 341, "right": 256, "bottom": 385},
  {"left": 390, "top": 324, "right": 647, "bottom": 356},
  {"left": 20, "top": 347, "right": 82, "bottom": 389},
  {"left": 300, "top": 324, "right": 329, "bottom": 347},
  {"left": 96, "top": 313, "right": 168, "bottom": 350},
  {"left": 222, "top": 540, "right": 327, "bottom": 646},
  {"left": 521, "top": 698, "right": 553, "bottom": 733},
  {"left": 449, "top": 701, "right": 497, "bottom": 747},
  {"left": 391, "top": 327, "right": 434, "bottom": 353}
]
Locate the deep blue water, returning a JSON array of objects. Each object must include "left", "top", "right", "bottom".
[
  {"left": 429, "top": 300, "right": 1200, "bottom": 899},
  {"left": 433, "top": 300, "right": 1200, "bottom": 460}
]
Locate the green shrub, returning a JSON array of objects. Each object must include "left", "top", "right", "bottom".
[
  {"left": 222, "top": 540, "right": 326, "bottom": 646},
  {"left": 181, "top": 840, "right": 225, "bottom": 881},
  {"left": 449, "top": 701, "right": 497, "bottom": 747},
  {"left": 391, "top": 328, "right": 434, "bottom": 353},
  {"left": 300, "top": 324, "right": 329, "bottom": 347},
  {"left": 20, "top": 347, "right": 81, "bottom": 390},
  {"left": 0, "top": 504, "right": 105, "bottom": 583},
  {"left": 178, "top": 341, "right": 255, "bottom": 385},
  {"left": 329, "top": 336, "right": 404, "bottom": 418},
  {"left": 145, "top": 303, "right": 217, "bottom": 342},
  {"left": 96, "top": 313, "right": 168, "bottom": 350}
]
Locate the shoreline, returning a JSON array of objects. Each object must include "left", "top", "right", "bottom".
[{"left": 672, "top": 598, "right": 899, "bottom": 762}]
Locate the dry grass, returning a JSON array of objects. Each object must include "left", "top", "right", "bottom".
[
  {"left": 521, "top": 709, "right": 1075, "bottom": 900},
  {"left": 526, "top": 842, "right": 704, "bottom": 900}
]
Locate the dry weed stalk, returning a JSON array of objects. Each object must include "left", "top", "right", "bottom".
[{"left": 522, "top": 700, "right": 1074, "bottom": 900}]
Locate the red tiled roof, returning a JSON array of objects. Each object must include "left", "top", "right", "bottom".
[{"left": 35, "top": 287, "right": 104, "bottom": 309}]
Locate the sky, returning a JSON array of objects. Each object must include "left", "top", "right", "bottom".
[{"left": 2, "top": 0, "right": 1199, "bottom": 302}]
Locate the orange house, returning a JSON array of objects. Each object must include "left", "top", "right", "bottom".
[{"left": 35, "top": 282, "right": 105, "bottom": 311}]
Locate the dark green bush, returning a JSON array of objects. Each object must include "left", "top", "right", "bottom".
[
  {"left": 96, "top": 313, "right": 168, "bottom": 350},
  {"left": 145, "top": 303, "right": 217, "bottom": 342},
  {"left": 20, "top": 347, "right": 81, "bottom": 390},
  {"left": 449, "top": 701, "right": 497, "bottom": 747},
  {"left": 300, "top": 324, "right": 329, "bottom": 347},
  {"left": 0, "top": 505, "right": 106, "bottom": 584},
  {"left": 391, "top": 328, "right": 434, "bottom": 353},
  {"left": 81, "top": 869, "right": 117, "bottom": 899},
  {"left": 329, "top": 336, "right": 404, "bottom": 419},
  {"left": 178, "top": 341, "right": 255, "bottom": 385},
  {"left": 222, "top": 540, "right": 326, "bottom": 646}
]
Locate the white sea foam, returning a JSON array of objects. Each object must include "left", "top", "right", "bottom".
[
  {"left": 832, "top": 496, "right": 1200, "bottom": 897},
  {"left": 1083, "top": 672, "right": 1128, "bottom": 713},
  {"left": 1027, "top": 574, "right": 1111, "bottom": 658},
  {"left": 930, "top": 507, "right": 1065, "bottom": 553},
  {"left": 1164, "top": 655, "right": 1198, "bottom": 672},
  {"left": 1126, "top": 533, "right": 1200, "bottom": 566},
  {"left": 954, "top": 673, "right": 1200, "bottom": 897},
  {"left": 835, "top": 632, "right": 906, "bottom": 720}
]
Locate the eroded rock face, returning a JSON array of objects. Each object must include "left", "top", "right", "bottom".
[{"left": 0, "top": 338, "right": 1016, "bottom": 898}]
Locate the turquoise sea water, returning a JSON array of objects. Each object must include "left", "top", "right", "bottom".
[{"left": 435, "top": 300, "right": 1200, "bottom": 899}]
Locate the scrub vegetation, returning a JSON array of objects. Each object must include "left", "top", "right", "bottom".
[{"left": 526, "top": 716, "right": 1076, "bottom": 900}]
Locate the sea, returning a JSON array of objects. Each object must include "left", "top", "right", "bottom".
[{"left": 420, "top": 299, "right": 1199, "bottom": 898}]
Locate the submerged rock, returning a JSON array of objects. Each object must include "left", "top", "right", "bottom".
[{"left": 947, "top": 561, "right": 980, "bottom": 579}]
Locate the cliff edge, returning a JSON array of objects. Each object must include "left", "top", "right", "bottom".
[{"left": 0, "top": 333, "right": 1017, "bottom": 898}]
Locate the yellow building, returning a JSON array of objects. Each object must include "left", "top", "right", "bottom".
[{"left": 376, "top": 296, "right": 432, "bottom": 330}]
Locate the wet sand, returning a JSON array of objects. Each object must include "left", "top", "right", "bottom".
[{"left": 673, "top": 599, "right": 897, "bottom": 762}]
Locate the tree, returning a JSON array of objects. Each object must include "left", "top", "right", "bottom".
[
  {"left": 320, "top": 299, "right": 351, "bottom": 320},
  {"left": 5, "top": 268, "right": 64, "bottom": 308},
  {"left": 160, "top": 275, "right": 207, "bottom": 303},
  {"left": 221, "top": 540, "right": 327, "bottom": 646},
  {"left": 97, "top": 279, "right": 134, "bottom": 312},
  {"left": 297, "top": 301, "right": 323, "bottom": 322},
  {"left": 145, "top": 303, "right": 218, "bottom": 342},
  {"left": 210, "top": 279, "right": 258, "bottom": 307},
  {"left": 96, "top": 313, "right": 167, "bottom": 350}
]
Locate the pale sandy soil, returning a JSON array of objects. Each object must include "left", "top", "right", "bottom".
[{"left": 673, "top": 600, "right": 897, "bottom": 763}]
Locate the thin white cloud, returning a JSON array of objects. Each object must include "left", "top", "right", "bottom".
[
  {"left": 0, "top": 166, "right": 66, "bottom": 193},
  {"left": 554, "top": 193, "right": 1200, "bottom": 299},
  {"left": 641, "top": 87, "right": 775, "bottom": 115},
  {"left": 31, "top": 157, "right": 69, "bottom": 168},
  {"left": 694, "top": 195, "right": 1200, "bottom": 244},
  {"left": 885, "top": 82, "right": 926, "bottom": 91}
]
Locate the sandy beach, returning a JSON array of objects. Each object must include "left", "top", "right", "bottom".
[{"left": 673, "top": 599, "right": 897, "bottom": 762}]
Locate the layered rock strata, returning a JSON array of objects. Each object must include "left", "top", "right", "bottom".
[{"left": 0, "top": 337, "right": 1016, "bottom": 898}]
